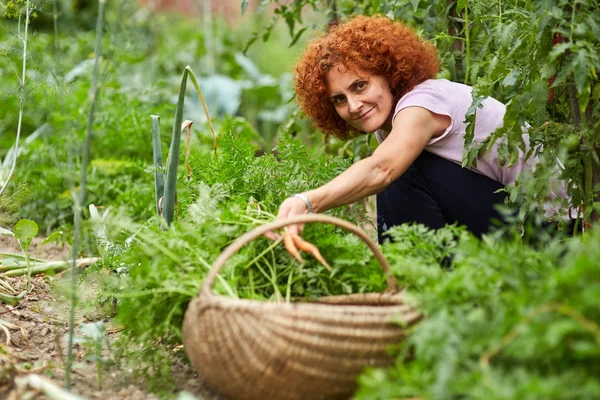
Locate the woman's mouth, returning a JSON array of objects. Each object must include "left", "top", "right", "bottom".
[{"left": 358, "top": 107, "right": 374, "bottom": 120}]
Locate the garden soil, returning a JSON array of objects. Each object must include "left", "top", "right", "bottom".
[{"left": 0, "top": 235, "right": 223, "bottom": 400}]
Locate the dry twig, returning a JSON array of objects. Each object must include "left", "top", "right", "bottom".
[{"left": 0, "top": 319, "right": 27, "bottom": 346}]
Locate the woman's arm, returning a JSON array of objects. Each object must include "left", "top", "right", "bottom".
[{"left": 272, "top": 107, "right": 450, "bottom": 235}]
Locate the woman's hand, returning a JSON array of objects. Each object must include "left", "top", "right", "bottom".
[{"left": 264, "top": 195, "right": 312, "bottom": 240}]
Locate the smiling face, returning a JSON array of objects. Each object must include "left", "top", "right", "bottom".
[{"left": 326, "top": 65, "right": 395, "bottom": 133}]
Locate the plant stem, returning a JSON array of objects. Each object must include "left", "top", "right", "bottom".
[
  {"left": 0, "top": 290, "right": 26, "bottom": 305},
  {"left": 463, "top": 0, "right": 471, "bottom": 85},
  {"left": 326, "top": 0, "right": 338, "bottom": 23},
  {"left": 285, "top": 269, "right": 293, "bottom": 303},
  {"left": 150, "top": 115, "right": 164, "bottom": 224},
  {"left": 53, "top": 0, "right": 60, "bottom": 72},
  {"left": 568, "top": 82, "right": 596, "bottom": 223},
  {"left": 203, "top": 0, "right": 214, "bottom": 74},
  {"left": 569, "top": 84, "right": 582, "bottom": 126},
  {"left": 1, "top": 252, "right": 45, "bottom": 263},
  {"left": 66, "top": 0, "right": 106, "bottom": 390},
  {"left": 23, "top": 249, "right": 32, "bottom": 292},
  {"left": 51, "top": 0, "right": 68, "bottom": 120},
  {"left": 241, "top": 237, "right": 283, "bottom": 271},
  {"left": 583, "top": 153, "right": 593, "bottom": 218},
  {"left": 1, "top": 258, "right": 99, "bottom": 277},
  {"left": 0, "top": 0, "right": 30, "bottom": 197},
  {"left": 185, "top": 66, "right": 218, "bottom": 156},
  {"left": 498, "top": 0, "right": 502, "bottom": 25},
  {"left": 0, "top": 278, "right": 16, "bottom": 292}
]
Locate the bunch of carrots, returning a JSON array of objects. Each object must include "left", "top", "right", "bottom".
[{"left": 283, "top": 233, "right": 332, "bottom": 272}]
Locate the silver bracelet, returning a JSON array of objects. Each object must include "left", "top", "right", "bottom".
[{"left": 292, "top": 193, "right": 314, "bottom": 213}]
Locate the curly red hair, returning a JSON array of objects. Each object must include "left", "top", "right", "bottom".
[{"left": 294, "top": 15, "right": 440, "bottom": 140}]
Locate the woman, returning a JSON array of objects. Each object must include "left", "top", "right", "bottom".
[{"left": 272, "top": 14, "right": 567, "bottom": 243}]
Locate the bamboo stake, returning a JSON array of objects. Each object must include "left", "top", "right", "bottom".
[{"left": 66, "top": 0, "right": 106, "bottom": 390}]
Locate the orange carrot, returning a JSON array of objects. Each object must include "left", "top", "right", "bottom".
[
  {"left": 291, "top": 234, "right": 332, "bottom": 272},
  {"left": 283, "top": 232, "right": 303, "bottom": 263}
]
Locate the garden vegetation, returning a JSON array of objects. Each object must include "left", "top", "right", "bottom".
[{"left": 0, "top": 0, "right": 598, "bottom": 398}]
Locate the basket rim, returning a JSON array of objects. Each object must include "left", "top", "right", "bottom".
[{"left": 190, "top": 290, "right": 421, "bottom": 321}]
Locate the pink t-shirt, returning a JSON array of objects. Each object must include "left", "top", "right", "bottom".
[{"left": 375, "top": 79, "right": 572, "bottom": 219}]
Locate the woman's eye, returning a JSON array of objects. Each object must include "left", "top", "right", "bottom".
[
  {"left": 356, "top": 81, "right": 367, "bottom": 91},
  {"left": 332, "top": 95, "right": 345, "bottom": 105}
]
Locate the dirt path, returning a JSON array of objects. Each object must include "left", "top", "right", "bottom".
[{"left": 0, "top": 235, "right": 223, "bottom": 400}]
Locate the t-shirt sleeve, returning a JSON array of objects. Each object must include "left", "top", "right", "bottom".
[{"left": 392, "top": 84, "right": 455, "bottom": 145}]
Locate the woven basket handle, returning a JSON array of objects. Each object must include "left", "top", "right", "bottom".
[{"left": 201, "top": 214, "right": 399, "bottom": 296}]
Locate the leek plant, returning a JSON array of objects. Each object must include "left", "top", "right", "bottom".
[
  {"left": 154, "top": 66, "right": 216, "bottom": 227},
  {"left": 151, "top": 115, "right": 165, "bottom": 224}
]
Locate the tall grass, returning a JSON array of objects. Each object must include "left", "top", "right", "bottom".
[{"left": 0, "top": 0, "right": 32, "bottom": 197}]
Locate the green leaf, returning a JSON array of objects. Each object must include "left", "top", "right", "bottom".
[
  {"left": 42, "top": 230, "right": 64, "bottom": 245},
  {"left": 502, "top": 69, "right": 520, "bottom": 87},
  {"left": 14, "top": 219, "right": 38, "bottom": 243},
  {"left": 578, "top": 83, "right": 591, "bottom": 115},
  {"left": 465, "top": 95, "right": 485, "bottom": 118},
  {"left": 84, "top": 354, "right": 104, "bottom": 363},
  {"left": 573, "top": 49, "right": 593, "bottom": 92},
  {"left": 587, "top": 12, "right": 600, "bottom": 37},
  {"left": 288, "top": 27, "right": 307, "bottom": 47},
  {"left": 243, "top": 31, "right": 259, "bottom": 55},
  {"left": 499, "top": 22, "right": 517, "bottom": 48},
  {"left": 546, "top": 5, "right": 564, "bottom": 19},
  {"left": 151, "top": 115, "right": 165, "bottom": 223},
  {"left": 261, "top": 20, "right": 275, "bottom": 42},
  {"left": 241, "top": 0, "right": 248, "bottom": 15},
  {"left": 14, "top": 219, "right": 38, "bottom": 252},
  {"left": 540, "top": 63, "right": 557, "bottom": 80},
  {"left": 552, "top": 60, "right": 576, "bottom": 87},
  {"left": 162, "top": 68, "right": 189, "bottom": 227},
  {"left": 548, "top": 42, "right": 571, "bottom": 60},
  {"left": 79, "top": 321, "right": 106, "bottom": 342}
]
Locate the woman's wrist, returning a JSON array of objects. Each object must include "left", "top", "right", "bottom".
[{"left": 292, "top": 193, "right": 314, "bottom": 213}]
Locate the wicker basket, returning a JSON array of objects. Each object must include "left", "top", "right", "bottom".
[{"left": 182, "top": 214, "right": 421, "bottom": 400}]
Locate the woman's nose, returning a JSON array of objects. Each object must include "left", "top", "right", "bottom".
[{"left": 347, "top": 96, "right": 362, "bottom": 113}]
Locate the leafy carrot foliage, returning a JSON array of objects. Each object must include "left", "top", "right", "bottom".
[
  {"left": 356, "top": 224, "right": 600, "bottom": 400},
  {"left": 105, "top": 127, "right": 385, "bottom": 387}
]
